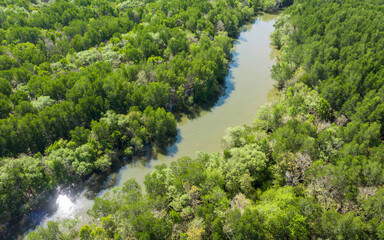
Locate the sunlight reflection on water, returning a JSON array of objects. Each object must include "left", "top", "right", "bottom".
[
  {"left": 55, "top": 195, "right": 74, "bottom": 217},
  {"left": 16, "top": 13, "right": 278, "bottom": 239}
]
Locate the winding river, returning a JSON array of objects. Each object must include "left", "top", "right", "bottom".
[{"left": 14, "top": 13, "right": 278, "bottom": 239}]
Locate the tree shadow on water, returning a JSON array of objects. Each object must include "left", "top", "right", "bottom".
[
  {"left": 155, "top": 129, "right": 182, "bottom": 157},
  {"left": 7, "top": 22, "right": 248, "bottom": 240},
  {"left": 212, "top": 51, "right": 239, "bottom": 109}
]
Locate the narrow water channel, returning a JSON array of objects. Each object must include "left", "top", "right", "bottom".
[{"left": 18, "top": 13, "right": 278, "bottom": 239}]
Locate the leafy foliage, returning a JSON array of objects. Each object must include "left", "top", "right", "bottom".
[
  {"left": 0, "top": 0, "right": 274, "bottom": 232},
  {"left": 27, "top": 0, "right": 384, "bottom": 239}
]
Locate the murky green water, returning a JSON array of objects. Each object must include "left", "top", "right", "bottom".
[
  {"left": 116, "top": 13, "right": 278, "bottom": 185},
  {"left": 20, "top": 13, "right": 278, "bottom": 239}
]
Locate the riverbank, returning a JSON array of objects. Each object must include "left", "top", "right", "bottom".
[
  {"left": 1, "top": 1, "right": 266, "bottom": 237},
  {"left": 17, "top": 12, "right": 279, "bottom": 240}
]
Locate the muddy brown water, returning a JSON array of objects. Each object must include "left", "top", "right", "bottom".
[{"left": 13, "top": 13, "right": 278, "bottom": 239}]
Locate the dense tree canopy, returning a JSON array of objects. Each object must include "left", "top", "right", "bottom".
[
  {"left": 0, "top": 0, "right": 292, "bottom": 234},
  {"left": 27, "top": 0, "right": 384, "bottom": 239}
]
